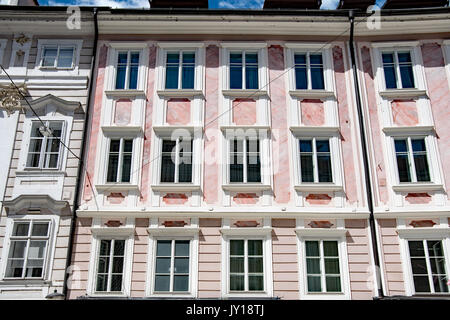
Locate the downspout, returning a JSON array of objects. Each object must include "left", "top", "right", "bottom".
[
  {"left": 62, "top": 7, "right": 99, "bottom": 299},
  {"left": 348, "top": 10, "right": 384, "bottom": 299}
]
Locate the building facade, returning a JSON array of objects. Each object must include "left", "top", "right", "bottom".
[
  {"left": 0, "top": 6, "right": 95, "bottom": 299},
  {"left": 0, "top": 0, "right": 449, "bottom": 301}
]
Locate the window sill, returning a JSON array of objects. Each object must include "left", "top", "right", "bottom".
[
  {"left": 294, "top": 184, "right": 343, "bottom": 192},
  {"left": 95, "top": 184, "right": 139, "bottom": 191},
  {"left": 220, "top": 125, "right": 271, "bottom": 132},
  {"left": 220, "top": 227, "right": 273, "bottom": 236},
  {"left": 379, "top": 89, "right": 427, "bottom": 99},
  {"left": 151, "top": 184, "right": 201, "bottom": 192},
  {"left": 101, "top": 125, "right": 143, "bottom": 135},
  {"left": 290, "top": 126, "right": 340, "bottom": 135},
  {"left": 392, "top": 183, "right": 444, "bottom": 192},
  {"left": 222, "top": 184, "right": 272, "bottom": 192},
  {"left": 295, "top": 228, "right": 348, "bottom": 238},
  {"left": 382, "top": 126, "right": 434, "bottom": 135},
  {"left": 222, "top": 89, "right": 268, "bottom": 98},
  {"left": 147, "top": 226, "right": 200, "bottom": 236},
  {"left": 289, "top": 90, "right": 336, "bottom": 99},
  {"left": 39, "top": 66, "right": 75, "bottom": 71},
  {"left": 153, "top": 125, "right": 202, "bottom": 135},
  {"left": 16, "top": 170, "right": 66, "bottom": 176},
  {"left": 157, "top": 89, "right": 204, "bottom": 98},
  {"left": 104, "top": 90, "right": 146, "bottom": 97},
  {"left": 300, "top": 292, "right": 349, "bottom": 300}
]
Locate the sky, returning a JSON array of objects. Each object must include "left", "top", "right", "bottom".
[{"left": 41, "top": 0, "right": 388, "bottom": 10}]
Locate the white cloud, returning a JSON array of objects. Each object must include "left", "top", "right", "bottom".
[
  {"left": 218, "top": 0, "right": 264, "bottom": 9},
  {"left": 47, "top": 0, "right": 150, "bottom": 8},
  {"left": 320, "top": 0, "right": 339, "bottom": 10}
]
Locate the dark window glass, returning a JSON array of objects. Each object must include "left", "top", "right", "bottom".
[
  {"left": 294, "top": 53, "right": 307, "bottom": 90},
  {"left": 230, "top": 139, "right": 244, "bottom": 183},
  {"left": 115, "top": 52, "right": 128, "bottom": 89},
  {"left": 398, "top": 52, "right": 415, "bottom": 88},
  {"left": 245, "top": 53, "right": 258, "bottom": 89},
  {"left": 394, "top": 139, "right": 411, "bottom": 183},
  {"left": 310, "top": 54, "right": 324, "bottom": 89},
  {"left": 181, "top": 52, "right": 195, "bottom": 89},
  {"left": 230, "top": 53, "right": 243, "bottom": 89},
  {"left": 165, "top": 52, "right": 179, "bottom": 89},
  {"left": 161, "top": 140, "right": 176, "bottom": 183},
  {"left": 300, "top": 140, "right": 314, "bottom": 182},
  {"left": 382, "top": 53, "right": 397, "bottom": 89},
  {"left": 411, "top": 139, "right": 430, "bottom": 182}
]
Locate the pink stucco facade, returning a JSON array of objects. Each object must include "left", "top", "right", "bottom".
[{"left": 67, "top": 8, "right": 450, "bottom": 300}]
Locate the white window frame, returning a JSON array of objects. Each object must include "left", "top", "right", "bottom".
[
  {"left": 105, "top": 137, "right": 134, "bottom": 184},
  {"left": 159, "top": 136, "right": 193, "bottom": 184},
  {"left": 285, "top": 43, "right": 336, "bottom": 95},
  {"left": 95, "top": 126, "right": 143, "bottom": 190},
  {"left": 0, "top": 215, "right": 58, "bottom": 282},
  {"left": 163, "top": 50, "right": 196, "bottom": 90},
  {"left": 220, "top": 220, "right": 273, "bottom": 298},
  {"left": 114, "top": 50, "right": 141, "bottom": 90},
  {"left": 371, "top": 42, "right": 427, "bottom": 94},
  {"left": 222, "top": 129, "right": 271, "bottom": 190},
  {"left": 397, "top": 221, "right": 450, "bottom": 296},
  {"left": 87, "top": 223, "right": 134, "bottom": 297},
  {"left": 392, "top": 136, "right": 432, "bottom": 184},
  {"left": 383, "top": 130, "right": 444, "bottom": 192},
  {"left": 297, "top": 137, "right": 333, "bottom": 184},
  {"left": 228, "top": 136, "right": 262, "bottom": 184},
  {"left": 295, "top": 222, "right": 351, "bottom": 300},
  {"left": 290, "top": 129, "right": 344, "bottom": 192},
  {"left": 35, "top": 39, "right": 82, "bottom": 74},
  {"left": 105, "top": 43, "right": 148, "bottom": 93},
  {"left": 24, "top": 120, "right": 66, "bottom": 170},
  {"left": 156, "top": 43, "right": 204, "bottom": 93},
  {"left": 221, "top": 43, "right": 268, "bottom": 92},
  {"left": 146, "top": 219, "right": 199, "bottom": 298},
  {"left": 151, "top": 128, "right": 202, "bottom": 192},
  {"left": 380, "top": 49, "right": 417, "bottom": 90},
  {"left": 19, "top": 115, "right": 72, "bottom": 173}
]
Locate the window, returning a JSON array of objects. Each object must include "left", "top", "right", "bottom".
[
  {"left": 106, "top": 138, "right": 133, "bottom": 183},
  {"left": 299, "top": 138, "right": 332, "bottom": 183},
  {"left": 408, "top": 240, "right": 449, "bottom": 294},
  {"left": 95, "top": 239, "right": 125, "bottom": 293},
  {"left": 160, "top": 137, "right": 192, "bottom": 183},
  {"left": 229, "top": 239, "right": 264, "bottom": 292},
  {"left": 5, "top": 221, "right": 50, "bottom": 279},
  {"left": 294, "top": 52, "right": 325, "bottom": 90},
  {"left": 305, "top": 240, "right": 342, "bottom": 293},
  {"left": 382, "top": 51, "right": 415, "bottom": 89},
  {"left": 115, "top": 51, "right": 140, "bottom": 90},
  {"left": 26, "top": 121, "right": 63, "bottom": 169},
  {"left": 165, "top": 51, "right": 195, "bottom": 89},
  {"left": 40, "top": 45, "right": 74, "bottom": 69},
  {"left": 154, "top": 240, "right": 190, "bottom": 293},
  {"left": 229, "top": 138, "right": 261, "bottom": 183},
  {"left": 229, "top": 51, "right": 258, "bottom": 90},
  {"left": 394, "top": 137, "right": 430, "bottom": 183}
]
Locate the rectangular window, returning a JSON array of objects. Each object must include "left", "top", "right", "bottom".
[
  {"left": 165, "top": 51, "right": 195, "bottom": 89},
  {"left": 229, "top": 138, "right": 261, "bottom": 183},
  {"left": 394, "top": 137, "right": 430, "bottom": 183},
  {"left": 160, "top": 137, "right": 192, "bottom": 183},
  {"left": 154, "top": 240, "right": 190, "bottom": 292},
  {"left": 229, "top": 51, "right": 258, "bottom": 90},
  {"left": 382, "top": 51, "right": 415, "bottom": 89},
  {"left": 41, "top": 46, "right": 74, "bottom": 69},
  {"left": 408, "top": 240, "right": 448, "bottom": 294},
  {"left": 5, "top": 221, "right": 50, "bottom": 279},
  {"left": 229, "top": 239, "right": 264, "bottom": 292},
  {"left": 294, "top": 52, "right": 325, "bottom": 90},
  {"left": 26, "top": 121, "right": 63, "bottom": 169},
  {"left": 95, "top": 239, "right": 125, "bottom": 293},
  {"left": 305, "top": 240, "right": 342, "bottom": 293},
  {"left": 299, "top": 138, "right": 332, "bottom": 183},
  {"left": 106, "top": 138, "right": 133, "bottom": 183},
  {"left": 115, "top": 51, "right": 140, "bottom": 90}
]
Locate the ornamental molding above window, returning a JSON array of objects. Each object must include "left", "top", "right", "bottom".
[
  {"left": 2, "top": 194, "right": 68, "bottom": 215},
  {"left": 0, "top": 83, "right": 27, "bottom": 116},
  {"left": 26, "top": 94, "right": 81, "bottom": 114}
]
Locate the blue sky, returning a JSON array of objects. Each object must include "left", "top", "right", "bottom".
[{"left": 41, "top": 0, "right": 387, "bottom": 9}]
